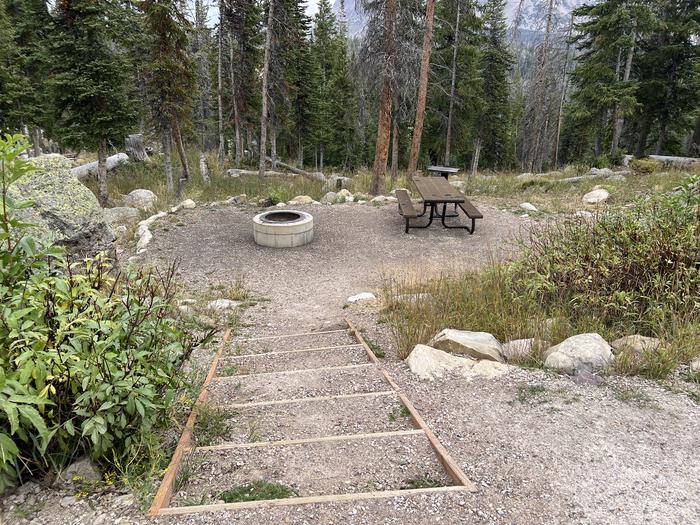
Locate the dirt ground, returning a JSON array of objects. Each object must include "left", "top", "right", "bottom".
[{"left": 3, "top": 201, "right": 699, "bottom": 525}]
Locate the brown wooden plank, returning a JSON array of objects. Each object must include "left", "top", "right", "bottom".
[
  {"left": 148, "top": 330, "right": 232, "bottom": 517},
  {"left": 458, "top": 198, "right": 483, "bottom": 219},
  {"left": 158, "top": 486, "right": 471, "bottom": 516},
  {"left": 395, "top": 189, "right": 418, "bottom": 218},
  {"left": 196, "top": 429, "right": 425, "bottom": 451},
  {"left": 345, "top": 318, "right": 478, "bottom": 493}
]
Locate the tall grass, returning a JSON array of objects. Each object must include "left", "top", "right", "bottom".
[{"left": 383, "top": 181, "right": 700, "bottom": 378}]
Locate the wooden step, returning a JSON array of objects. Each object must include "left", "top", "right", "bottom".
[
  {"left": 194, "top": 391, "right": 411, "bottom": 446},
  {"left": 217, "top": 344, "right": 367, "bottom": 376},
  {"left": 207, "top": 363, "right": 388, "bottom": 405},
  {"left": 231, "top": 330, "right": 357, "bottom": 355},
  {"left": 170, "top": 432, "right": 454, "bottom": 507}
]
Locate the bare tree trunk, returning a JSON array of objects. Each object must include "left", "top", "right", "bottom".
[
  {"left": 655, "top": 123, "right": 668, "bottom": 154},
  {"left": 445, "top": 0, "right": 460, "bottom": 166},
  {"left": 370, "top": 0, "right": 396, "bottom": 195},
  {"left": 270, "top": 123, "right": 277, "bottom": 169},
  {"left": 611, "top": 31, "right": 636, "bottom": 158},
  {"left": 636, "top": 115, "right": 651, "bottom": 157},
  {"left": 320, "top": 143, "right": 324, "bottom": 173},
  {"left": 258, "top": 0, "right": 274, "bottom": 177},
  {"left": 470, "top": 137, "right": 481, "bottom": 179},
  {"left": 690, "top": 114, "right": 700, "bottom": 157},
  {"left": 298, "top": 135, "right": 304, "bottom": 168},
  {"left": 391, "top": 109, "right": 399, "bottom": 182},
  {"left": 217, "top": 0, "right": 225, "bottom": 163},
  {"left": 228, "top": 32, "right": 242, "bottom": 168},
  {"left": 97, "top": 138, "right": 109, "bottom": 206},
  {"left": 407, "top": 0, "right": 436, "bottom": 175},
  {"left": 125, "top": 134, "right": 149, "bottom": 162},
  {"left": 199, "top": 154, "right": 211, "bottom": 184},
  {"left": 554, "top": 13, "right": 574, "bottom": 168},
  {"left": 172, "top": 118, "right": 190, "bottom": 198},
  {"left": 162, "top": 124, "right": 174, "bottom": 194},
  {"left": 31, "top": 128, "right": 42, "bottom": 157}
]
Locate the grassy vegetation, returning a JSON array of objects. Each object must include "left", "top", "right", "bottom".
[
  {"left": 402, "top": 475, "right": 445, "bottom": 489},
  {"left": 193, "top": 405, "right": 233, "bottom": 447},
  {"left": 382, "top": 180, "right": 700, "bottom": 380},
  {"left": 219, "top": 480, "right": 297, "bottom": 502},
  {"left": 364, "top": 336, "right": 386, "bottom": 358}
]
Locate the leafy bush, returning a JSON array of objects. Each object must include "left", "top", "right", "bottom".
[
  {"left": 0, "top": 134, "right": 208, "bottom": 493},
  {"left": 630, "top": 158, "right": 662, "bottom": 174},
  {"left": 383, "top": 177, "right": 700, "bottom": 376}
]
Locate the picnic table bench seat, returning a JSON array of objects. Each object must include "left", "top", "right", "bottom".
[
  {"left": 395, "top": 189, "right": 418, "bottom": 232},
  {"left": 458, "top": 199, "right": 483, "bottom": 220}
]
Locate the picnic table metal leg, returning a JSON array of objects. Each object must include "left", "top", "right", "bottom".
[
  {"left": 406, "top": 203, "right": 435, "bottom": 232},
  {"left": 440, "top": 203, "right": 476, "bottom": 234}
]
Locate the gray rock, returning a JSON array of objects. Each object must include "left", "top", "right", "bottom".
[
  {"left": 611, "top": 335, "right": 661, "bottom": 355},
  {"left": 589, "top": 167, "right": 615, "bottom": 177},
  {"left": 103, "top": 206, "right": 140, "bottom": 227},
  {"left": 226, "top": 194, "right": 247, "bottom": 205},
  {"left": 429, "top": 329, "right": 505, "bottom": 362},
  {"left": 59, "top": 457, "right": 101, "bottom": 484},
  {"left": 519, "top": 202, "right": 538, "bottom": 212},
  {"left": 346, "top": 292, "right": 376, "bottom": 304},
  {"left": 207, "top": 299, "right": 241, "bottom": 310},
  {"left": 688, "top": 357, "right": 700, "bottom": 373},
  {"left": 290, "top": 195, "right": 313, "bottom": 204},
  {"left": 582, "top": 188, "right": 610, "bottom": 204},
  {"left": 572, "top": 370, "right": 606, "bottom": 387},
  {"left": 60, "top": 495, "right": 77, "bottom": 508},
  {"left": 544, "top": 333, "right": 614, "bottom": 374},
  {"left": 10, "top": 155, "right": 115, "bottom": 256},
  {"left": 123, "top": 189, "right": 157, "bottom": 210},
  {"left": 327, "top": 174, "right": 351, "bottom": 189},
  {"left": 181, "top": 199, "right": 196, "bottom": 209},
  {"left": 406, "top": 344, "right": 510, "bottom": 381},
  {"left": 321, "top": 191, "right": 337, "bottom": 204},
  {"left": 113, "top": 494, "right": 135, "bottom": 507}
]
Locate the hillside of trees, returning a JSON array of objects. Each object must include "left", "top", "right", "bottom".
[{"left": 1, "top": 0, "right": 698, "bottom": 195}]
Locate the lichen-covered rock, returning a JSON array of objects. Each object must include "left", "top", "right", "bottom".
[
  {"left": 544, "top": 333, "right": 614, "bottom": 374},
  {"left": 9, "top": 155, "right": 114, "bottom": 256},
  {"left": 407, "top": 344, "right": 510, "bottom": 381}
]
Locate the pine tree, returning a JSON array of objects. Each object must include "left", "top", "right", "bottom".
[
  {"left": 141, "top": 0, "right": 197, "bottom": 196},
  {"left": 0, "top": 0, "right": 25, "bottom": 133},
  {"left": 475, "top": 0, "right": 514, "bottom": 171},
  {"left": 51, "top": 0, "right": 137, "bottom": 205}
]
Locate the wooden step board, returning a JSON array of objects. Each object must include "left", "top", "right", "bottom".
[{"left": 149, "top": 322, "right": 476, "bottom": 517}]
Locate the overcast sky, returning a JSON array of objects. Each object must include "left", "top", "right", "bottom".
[{"left": 203, "top": 0, "right": 319, "bottom": 25}]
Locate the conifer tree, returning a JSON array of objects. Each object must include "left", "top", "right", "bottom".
[
  {"left": 142, "top": 0, "right": 197, "bottom": 196},
  {"left": 0, "top": 0, "right": 25, "bottom": 133},
  {"left": 51, "top": 0, "right": 137, "bottom": 206}
]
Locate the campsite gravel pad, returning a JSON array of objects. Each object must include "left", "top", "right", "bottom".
[
  {"left": 171, "top": 433, "right": 451, "bottom": 506},
  {"left": 208, "top": 394, "right": 413, "bottom": 444},
  {"left": 217, "top": 344, "right": 368, "bottom": 375},
  {"left": 208, "top": 363, "right": 388, "bottom": 404}
]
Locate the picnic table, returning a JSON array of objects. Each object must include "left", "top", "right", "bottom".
[
  {"left": 395, "top": 176, "right": 482, "bottom": 234},
  {"left": 426, "top": 165, "right": 460, "bottom": 180}
]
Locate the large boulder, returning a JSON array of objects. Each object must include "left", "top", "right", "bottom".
[
  {"left": 428, "top": 329, "right": 505, "bottom": 362},
  {"left": 544, "top": 333, "right": 614, "bottom": 374},
  {"left": 582, "top": 188, "right": 609, "bottom": 204},
  {"left": 123, "top": 189, "right": 157, "bottom": 210},
  {"left": 10, "top": 155, "right": 115, "bottom": 256},
  {"left": 611, "top": 335, "right": 661, "bottom": 356},
  {"left": 502, "top": 338, "right": 548, "bottom": 362},
  {"left": 406, "top": 344, "right": 510, "bottom": 381}
]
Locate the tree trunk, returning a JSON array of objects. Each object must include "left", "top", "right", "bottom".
[
  {"left": 31, "top": 127, "right": 42, "bottom": 157},
  {"left": 636, "top": 115, "right": 651, "bottom": 157},
  {"left": 554, "top": 13, "right": 574, "bottom": 168},
  {"left": 228, "top": 32, "right": 242, "bottom": 168},
  {"left": 270, "top": 124, "right": 277, "bottom": 168},
  {"left": 320, "top": 143, "right": 324, "bottom": 172},
  {"left": 298, "top": 135, "right": 304, "bottom": 168},
  {"left": 172, "top": 118, "right": 190, "bottom": 198},
  {"left": 391, "top": 111, "right": 399, "bottom": 182},
  {"left": 407, "top": 0, "right": 436, "bottom": 175},
  {"left": 445, "top": 0, "right": 460, "bottom": 166},
  {"left": 655, "top": 122, "right": 668, "bottom": 154},
  {"left": 125, "top": 134, "right": 149, "bottom": 162},
  {"left": 690, "top": 114, "right": 700, "bottom": 157},
  {"left": 162, "top": 124, "right": 174, "bottom": 194},
  {"left": 217, "top": 0, "right": 225, "bottom": 163},
  {"left": 611, "top": 32, "right": 636, "bottom": 158},
  {"left": 370, "top": 0, "right": 396, "bottom": 195},
  {"left": 259, "top": 0, "right": 274, "bottom": 177},
  {"left": 97, "top": 138, "right": 109, "bottom": 206},
  {"left": 265, "top": 157, "right": 326, "bottom": 182},
  {"left": 470, "top": 137, "right": 481, "bottom": 179},
  {"left": 199, "top": 154, "right": 210, "bottom": 184}
]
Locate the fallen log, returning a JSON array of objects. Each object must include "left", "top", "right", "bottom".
[
  {"left": 71, "top": 153, "right": 129, "bottom": 180},
  {"left": 648, "top": 155, "right": 700, "bottom": 168},
  {"left": 227, "top": 168, "right": 288, "bottom": 178},
  {"left": 265, "top": 157, "right": 326, "bottom": 182}
]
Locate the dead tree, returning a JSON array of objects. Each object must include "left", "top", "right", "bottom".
[
  {"left": 125, "top": 134, "right": 149, "bottom": 162},
  {"left": 228, "top": 32, "right": 242, "bottom": 168},
  {"left": 258, "top": 0, "right": 275, "bottom": 177},
  {"left": 407, "top": 0, "right": 436, "bottom": 175},
  {"left": 553, "top": 13, "right": 574, "bottom": 167}
]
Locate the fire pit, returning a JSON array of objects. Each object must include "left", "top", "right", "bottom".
[{"left": 253, "top": 210, "right": 314, "bottom": 248}]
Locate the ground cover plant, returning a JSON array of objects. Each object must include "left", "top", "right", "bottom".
[
  {"left": 383, "top": 177, "right": 700, "bottom": 379},
  {"left": 0, "top": 135, "right": 212, "bottom": 493}
]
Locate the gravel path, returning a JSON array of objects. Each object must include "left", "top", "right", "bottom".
[{"left": 145, "top": 201, "right": 528, "bottom": 331}]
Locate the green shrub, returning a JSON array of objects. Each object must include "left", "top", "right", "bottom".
[
  {"left": 630, "top": 158, "right": 662, "bottom": 174},
  {"left": 0, "top": 134, "right": 209, "bottom": 493}
]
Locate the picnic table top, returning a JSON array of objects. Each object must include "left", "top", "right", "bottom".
[
  {"left": 412, "top": 176, "right": 465, "bottom": 203},
  {"left": 426, "top": 165, "right": 460, "bottom": 174}
]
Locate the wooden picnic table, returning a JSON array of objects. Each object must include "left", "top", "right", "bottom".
[
  {"left": 426, "top": 165, "right": 460, "bottom": 180},
  {"left": 394, "top": 177, "right": 483, "bottom": 234}
]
